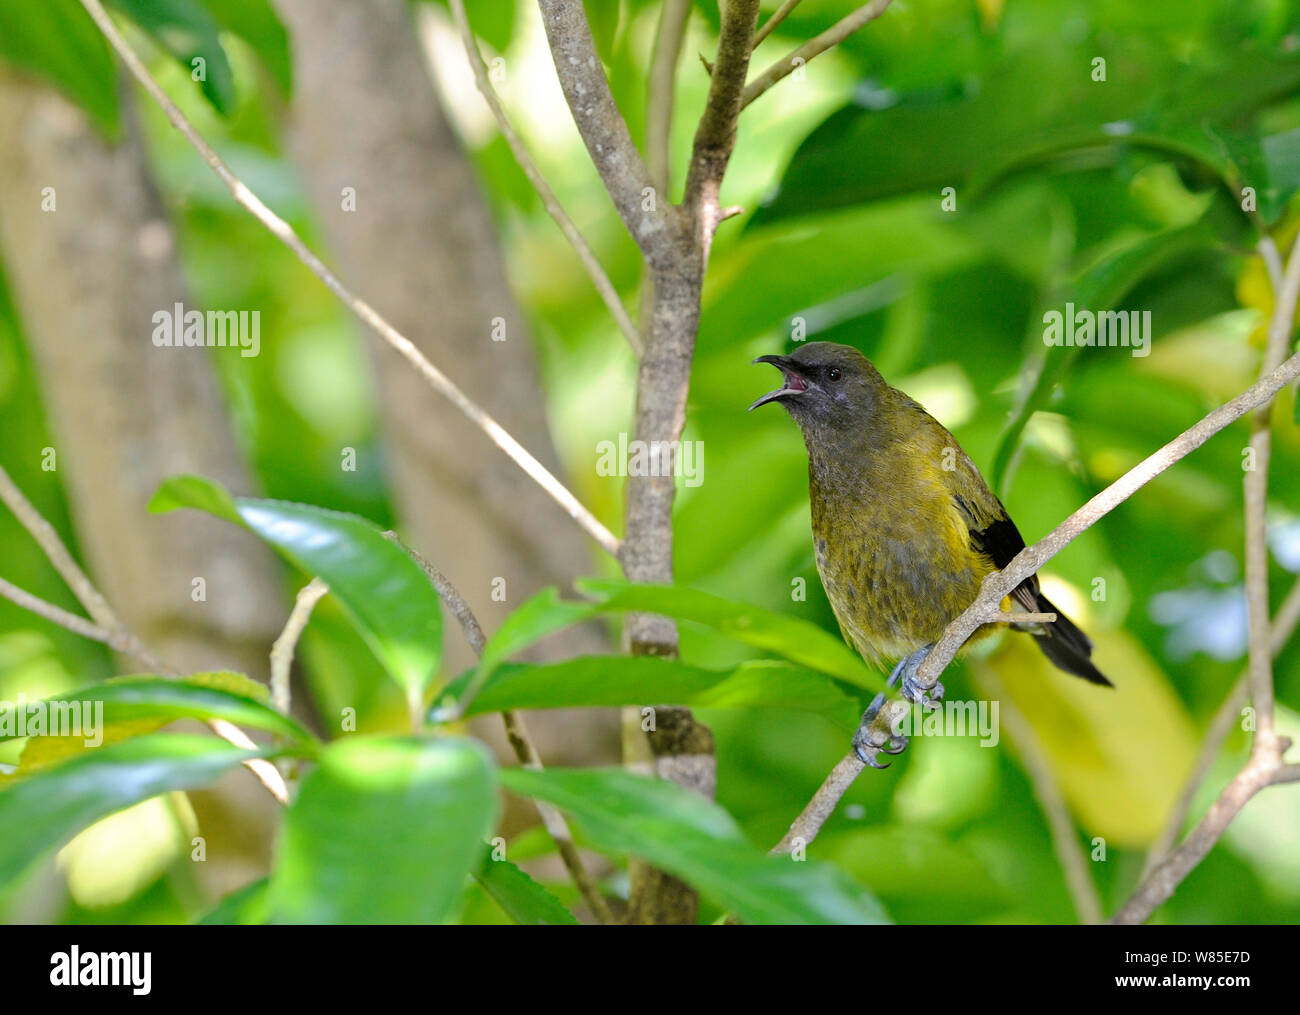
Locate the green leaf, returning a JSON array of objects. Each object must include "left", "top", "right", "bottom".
[
  {"left": 576, "top": 579, "right": 881, "bottom": 689},
  {"left": 266, "top": 736, "right": 498, "bottom": 923},
  {"left": 150, "top": 475, "right": 444, "bottom": 711},
  {"left": 196, "top": 876, "right": 269, "bottom": 924},
  {"left": 500, "top": 767, "right": 889, "bottom": 925},
  {"left": 0, "top": 673, "right": 316, "bottom": 747},
  {"left": 473, "top": 856, "right": 578, "bottom": 925},
  {"left": 990, "top": 215, "right": 1218, "bottom": 492},
  {"left": 0, "top": 0, "right": 118, "bottom": 134},
  {"left": 447, "top": 580, "right": 881, "bottom": 719},
  {"left": 0, "top": 733, "right": 269, "bottom": 887},
  {"left": 198, "top": 0, "right": 292, "bottom": 94},
  {"left": 586, "top": 0, "right": 620, "bottom": 64},
  {"left": 756, "top": 46, "right": 1300, "bottom": 226},
  {"left": 107, "top": 0, "right": 237, "bottom": 115},
  {"left": 428, "top": 0, "right": 515, "bottom": 53},
  {"left": 445, "top": 656, "right": 862, "bottom": 729}
]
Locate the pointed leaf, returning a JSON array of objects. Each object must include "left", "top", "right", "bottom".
[
  {"left": 500, "top": 767, "right": 888, "bottom": 925},
  {"left": 150, "top": 475, "right": 443, "bottom": 710},
  {"left": 0, "top": 733, "right": 270, "bottom": 887}
]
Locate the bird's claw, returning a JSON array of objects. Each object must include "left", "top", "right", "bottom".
[
  {"left": 851, "top": 707, "right": 909, "bottom": 768},
  {"left": 902, "top": 675, "right": 944, "bottom": 710}
]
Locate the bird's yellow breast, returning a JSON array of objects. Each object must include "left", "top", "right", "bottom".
[{"left": 809, "top": 429, "right": 996, "bottom": 663}]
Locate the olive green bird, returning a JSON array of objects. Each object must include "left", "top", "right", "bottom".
[{"left": 750, "top": 341, "right": 1111, "bottom": 767}]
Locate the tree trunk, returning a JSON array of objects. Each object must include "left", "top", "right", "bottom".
[{"left": 0, "top": 70, "right": 288, "bottom": 898}]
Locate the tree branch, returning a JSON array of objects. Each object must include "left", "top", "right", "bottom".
[
  {"left": 1243, "top": 230, "right": 1300, "bottom": 749},
  {"left": 1113, "top": 230, "right": 1300, "bottom": 923},
  {"left": 0, "top": 462, "right": 163, "bottom": 669},
  {"left": 1111, "top": 743, "right": 1294, "bottom": 924},
  {"left": 449, "top": 0, "right": 641, "bottom": 356},
  {"left": 0, "top": 470, "right": 289, "bottom": 804},
  {"left": 975, "top": 668, "right": 1103, "bottom": 924},
  {"left": 646, "top": 0, "right": 690, "bottom": 194},
  {"left": 742, "top": 0, "right": 894, "bottom": 110},
  {"left": 534, "top": 0, "right": 675, "bottom": 268},
  {"left": 385, "top": 532, "right": 616, "bottom": 924},
  {"left": 1143, "top": 572, "right": 1300, "bottom": 878},
  {"left": 683, "top": 0, "right": 762, "bottom": 239},
  {"left": 911, "top": 348, "right": 1300, "bottom": 695},
  {"left": 78, "top": 0, "right": 619, "bottom": 559},
  {"left": 269, "top": 577, "right": 328, "bottom": 717},
  {"left": 752, "top": 0, "right": 804, "bottom": 50}
]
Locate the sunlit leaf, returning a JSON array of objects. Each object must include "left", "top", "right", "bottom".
[{"left": 267, "top": 736, "right": 497, "bottom": 923}]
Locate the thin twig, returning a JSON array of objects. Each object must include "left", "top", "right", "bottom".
[
  {"left": 975, "top": 669, "right": 1103, "bottom": 924},
  {"left": 78, "top": 0, "right": 619, "bottom": 559},
  {"left": 0, "top": 463, "right": 163, "bottom": 670},
  {"left": 1243, "top": 230, "right": 1300, "bottom": 749},
  {"left": 742, "top": 0, "right": 894, "bottom": 110},
  {"left": 1143, "top": 572, "right": 1300, "bottom": 878},
  {"left": 646, "top": 0, "right": 690, "bottom": 195},
  {"left": 269, "top": 577, "right": 329, "bottom": 716},
  {"left": 448, "top": 0, "right": 641, "bottom": 356},
  {"left": 752, "top": 0, "right": 804, "bottom": 49},
  {"left": 1113, "top": 231, "right": 1300, "bottom": 923},
  {"left": 0, "top": 571, "right": 291, "bottom": 804},
  {"left": 0, "top": 575, "right": 129, "bottom": 650},
  {"left": 534, "top": 0, "right": 673, "bottom": 270},
  {"left": 1111, "top": 745, "right": 1295, "bottom": 923},
  {"left": 384, "top": 532, "right": 616, "bottom": 925}
]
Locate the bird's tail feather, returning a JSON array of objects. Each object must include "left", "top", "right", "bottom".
[{"left": 1030, "top": 593, "right": 1113, "bottom": 687}]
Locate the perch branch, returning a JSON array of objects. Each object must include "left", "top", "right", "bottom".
[{"left": 777, "top": 345, "right": 1300, "bottom": 853}]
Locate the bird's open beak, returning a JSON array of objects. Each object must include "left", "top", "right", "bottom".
[{"left": 749, "top": 355, "right": 811, "bottom": 411}]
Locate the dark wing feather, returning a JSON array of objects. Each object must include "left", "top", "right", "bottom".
[{"left": 957, "top": 495, "right": 1113, "bottom": 687}]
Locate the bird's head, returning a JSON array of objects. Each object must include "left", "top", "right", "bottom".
[{"left": 749, "top": 341, "right": 887, "bottom": 435}]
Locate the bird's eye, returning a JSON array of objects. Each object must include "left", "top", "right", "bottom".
[{"left": 827, "top": 367, "right": 842, "bottom": 382}]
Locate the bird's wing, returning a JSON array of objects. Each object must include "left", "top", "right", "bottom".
[{"left": 951, "top": 490, "right": 1040, "bottom": 614}]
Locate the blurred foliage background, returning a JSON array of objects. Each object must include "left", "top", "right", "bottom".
[{"left": 2, "top": 0, "right": 1300, "bottom": 924}]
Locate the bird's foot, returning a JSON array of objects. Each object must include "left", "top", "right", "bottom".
[
  {"left": 897, "top": 643, "right": 944, "bottom": 711},
  {"left": 851, "top": 693, "right": 909, "bottom": 768},
  {"left": 852, "top": 725, "right": 909, "bottom": 768}
]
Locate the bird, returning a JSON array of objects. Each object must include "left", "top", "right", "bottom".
[{"left": 750, "top": 341, "right": 1112, "bottom": 767}]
